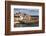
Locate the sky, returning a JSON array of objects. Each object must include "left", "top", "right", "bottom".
[{"left": 14, "top": 8, "right": 39, "bottom": 16}]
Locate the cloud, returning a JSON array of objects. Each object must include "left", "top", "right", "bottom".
[{"left": 14, "top": 8, "right": 39, "bottom": 16}]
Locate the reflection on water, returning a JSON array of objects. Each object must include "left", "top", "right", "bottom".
[{"left": 14, "top": 23, "right": 39, "bottom": 27}]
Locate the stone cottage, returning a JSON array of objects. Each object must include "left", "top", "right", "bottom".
[{"left": 14, "top": 12, "right": 32, "bottom": 24}]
